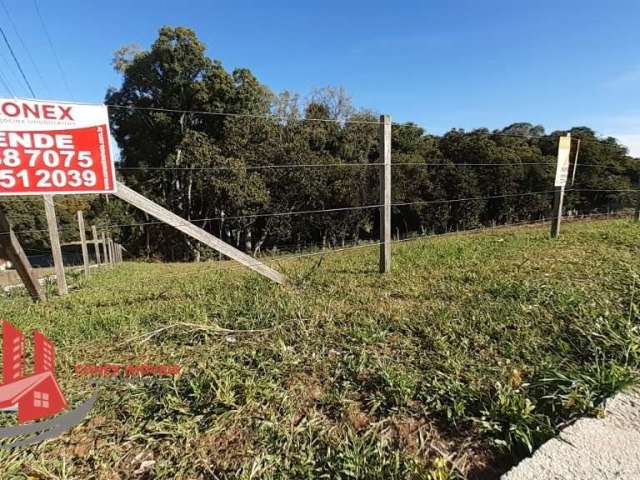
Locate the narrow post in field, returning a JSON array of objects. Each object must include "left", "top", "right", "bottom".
[
  {"left": 107, "top": 237, "right": 115, "bottom": 267},
  {"left": 76, "top": 211, "right": 90, "bottom": 278},
  {"left": 0, "top": 210, "right": 45, "bottom": 302},
  {"left": 91, "top": 225, "right": 102, "bottom": 265},
  {"left": 43, "top": 195, "right": 68, "bottom": 295},
  {"left": 379, "top": 114, "right": 392, "bottom": 273},
  {"left": 551, "top": 135, "right": 571, "bottom": 238},
  {"left": 635, "top": 178, "right": 640, "bottom": 222},
  {"left": 101, "top": 232, "right": 109, "bottom": 267}
]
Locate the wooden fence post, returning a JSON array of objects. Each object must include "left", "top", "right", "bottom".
[
  {"left": 76, "top": 211, "right": 90, "bottom": 278},
  {"left": 107, "top": 237, "right": 114, "bottom": 267},
  {"left": 91, "top": 225, "right": 102, "bottom": 265},
  {"left": 43, "top": 195, "right": 68, "bottom": 295},
  {"left": 551, "top": 135, "right": 571, "bottom": 238},
  {"left": 101, "top": 232, "right": 109, "bottom": 267},
  {"left": 635, "top": 178, "right": 640, "bottom": 222},
  {"left": 379, "top": 114, "right": 392, "bottom": 273},
  {"left": 0, "top": 210, "right": 45, "bottom": 302}
]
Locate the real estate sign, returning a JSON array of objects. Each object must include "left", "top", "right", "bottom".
[{"left": 0, "top": 98, "right": 115, "bottom": 195}]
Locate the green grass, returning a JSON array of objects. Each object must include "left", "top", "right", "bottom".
[{"left": 0, "top": 219, "right": 639, "bottom": 479}]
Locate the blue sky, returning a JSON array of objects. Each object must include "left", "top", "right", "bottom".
[{"left": 1, "top": 0, "right": 639, "bottom": 155}]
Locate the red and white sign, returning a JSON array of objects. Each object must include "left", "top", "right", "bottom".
[{"left": 0, "top": 98, "right": 116, "bottom": 196}]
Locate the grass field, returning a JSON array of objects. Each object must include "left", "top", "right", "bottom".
[{"left": 0, "top": 219, "right": 639, "bottom": 479}]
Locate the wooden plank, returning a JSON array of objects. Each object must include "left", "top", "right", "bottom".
[
  {"left": 379, "top": 115, "right": 392, "bottom": 273},
  {"left": 76, "top": 211, "right": 90, "bottom": 278},
  {"left": 0, "top": 210, "right": 45, "bottom": 302},
  {"left": 42, "top": 195, "right": 68, "bottom": 295},
  {"left": 91, "top": 225, "right": 102, "bottom": 265},
  {"left": 113, "top": 182, "right": 285, "bottom": 284}
]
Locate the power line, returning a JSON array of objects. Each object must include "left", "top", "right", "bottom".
[
  {"left": 0, "top": 25, "right": 35, "bottom": 97},
  {"left": 106, "top": 103, "right": 383, "bottom": 125},
  {"left": 0, "top": 0, "right": 49, "bottom": 97},
  {"left": 32, "top": 0, "right": 72, "bottom": 98}
]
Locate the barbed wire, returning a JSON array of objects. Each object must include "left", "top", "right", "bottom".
[
  {"left": 0, "top": 189, "right": 562, "bottom": 237},
  {"left": 115, "top": 161, "right": 557, "bottom": 172}
]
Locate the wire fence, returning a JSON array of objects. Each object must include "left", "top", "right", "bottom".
[
  {"left": 0, "top": 102, "right": 638, "bottom": 290},
  {"left": 2, "top": 188, "right": 635, "bottom": 239}
]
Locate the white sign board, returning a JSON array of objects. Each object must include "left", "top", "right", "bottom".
[{"left": 554, "top": 136, "right": 571, "bottom": 187}]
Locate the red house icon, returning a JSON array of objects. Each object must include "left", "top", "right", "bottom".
[{"left": 0, "top": 321, "right": 67, "bottom": 423}]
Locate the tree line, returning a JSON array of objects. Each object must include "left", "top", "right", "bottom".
[{"left": 1, "top": 27, "right": 638, "bottom": 261}]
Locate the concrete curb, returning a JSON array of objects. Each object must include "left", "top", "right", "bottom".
[{"left": 502, "top": 389, "right": 640, "bottom": 479}]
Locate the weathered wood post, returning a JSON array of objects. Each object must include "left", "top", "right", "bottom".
[
  {"left": 379, "top": 114, "right": 392, "bottom": 273},
  {"left": 0, "top": 210, "right": 45, "bottom": 302},
  {"left": 107, "top": 237, "right": 114, "bottom": 267},
  {"left": 101, "top": 232, "right": 109, "bottom": 267},
  {"left": 76, "top": 211, "right": 90, "bottom": 278},
  {"left": 43, "top": 195, "right": 68, "bottom": 295},
  {"left": 635, "top": 178, "right": 640, "bottom": 222},
  {"left": 551, "top": 135, "right": 571, "bottom": 238},
  {"left": 91, "top": 225, "right": 102, "bottom": 265}
]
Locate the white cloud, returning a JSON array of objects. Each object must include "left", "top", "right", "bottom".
[{"left": 614, "top": 134, "right": 640, "bottom": 158}]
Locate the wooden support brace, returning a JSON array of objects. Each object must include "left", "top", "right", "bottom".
[
  {"left": 0, "top": 210, "right": 45, "bottom": 302},
  {"left": 113, "top": 182, "right": 285, "bottom": 284}
]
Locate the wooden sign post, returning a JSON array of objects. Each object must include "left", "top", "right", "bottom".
[
  {"left": 43, "top": 195, "right": 68, "bottom": 295},
  {"left": 551, "top": 134, "right": 571, "bottom": 238}
]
